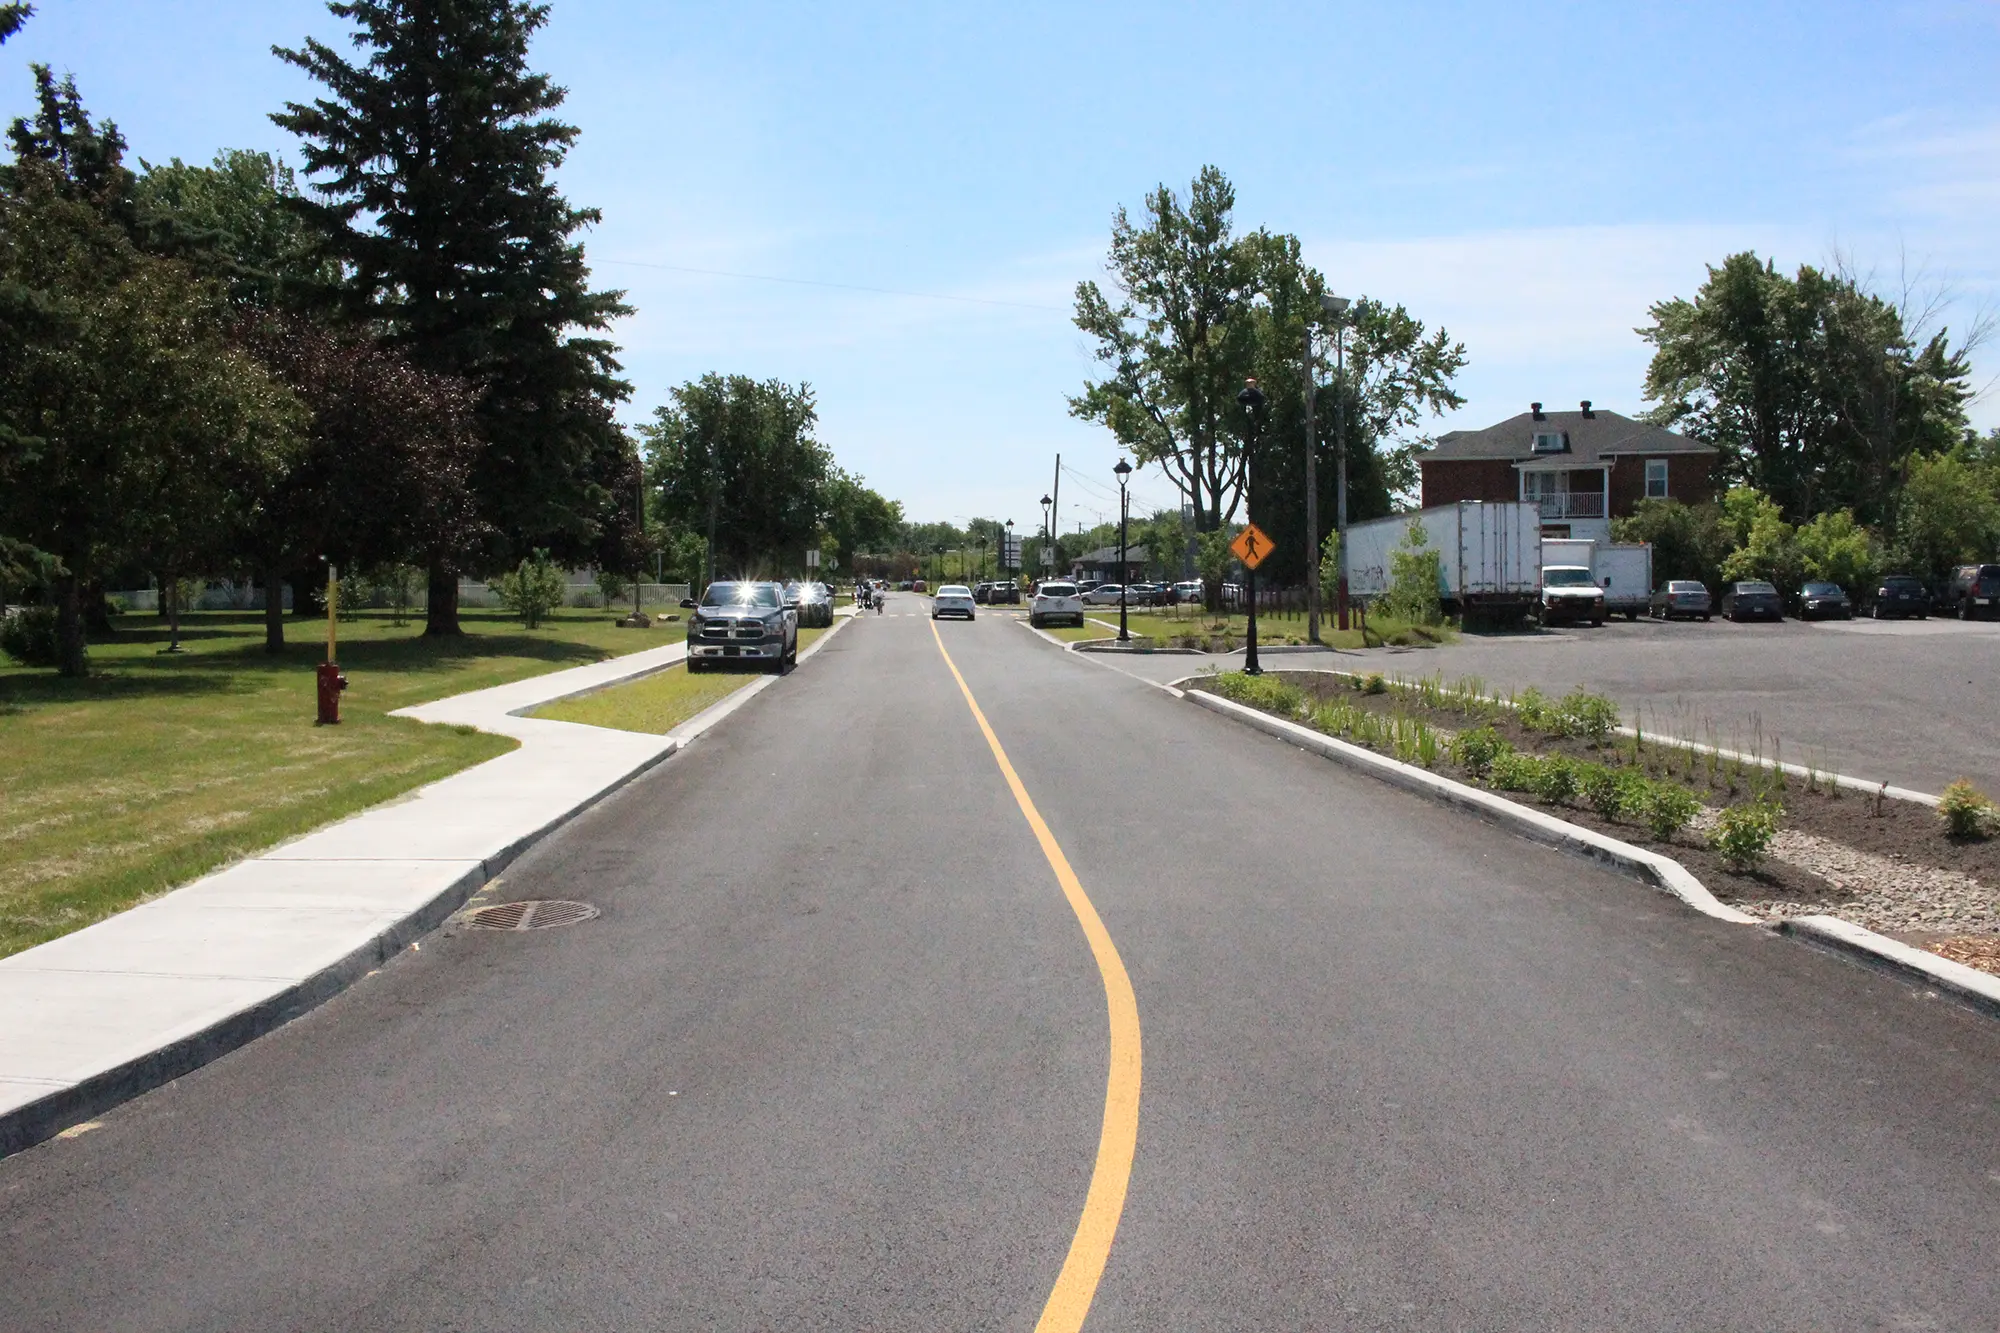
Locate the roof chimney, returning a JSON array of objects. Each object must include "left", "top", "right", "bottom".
[
  {"left": 1530, "top": 402, "right": 1544, "bottom": 420},
  {"left": 1580, "top": 399, "right": 1594, "bottom": 418}
]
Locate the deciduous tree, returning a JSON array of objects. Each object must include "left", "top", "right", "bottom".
[
  {"left": 1640, "top": 252, "right": 1973, "bottom": 525},
  {"left": 641, "top": 375, "right": 831, "bottom": 581}
]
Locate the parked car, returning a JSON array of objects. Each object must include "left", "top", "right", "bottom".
[
  {"left": 931, "top": 585, "right": 976, "bottom": 620},
  {"left": 1869, "top": 574, "right": 1929, "bottom": 619},
  {"left": 682, "top": 581, "right": 798, "bottom": 673},
  {"left": 1171, "top": 579, "right": 1204, "bottom": 604},
  {"left": 1127, "top": 582, "right": 1168, "bottom": 607},
  {"left": 972, "top": 582, "right": 993, "bottom": 604},
  {"left": 1030, "top": 580, "right": 1085, "bottom": 628},
  {"left": 1791, "top": 581, "right": 1852, "bottom": 620},
  {"left": 1647, "top": 580, "right": 1712, "bottom": 621},
  {"left": 1945, "top": 563, "right": 2000, "bottom": 620},
  {"left": 1720, "top": 581, "right": 1784, "bottom": 622},
  {"left": 1536, "top": 566, "right": 1606, "bottom": 627},
  {"left": 1081, "top": 584, "right": 1129, "bottom": 606},
  {"left": 789, "top": 581, "right": 834, "bottom": 627},
  {"left": 998, "top": 582, "right": 1023, "bottom": 604},
  {"left": 911, "top": 578, "right": 927, "bottom": 594}
]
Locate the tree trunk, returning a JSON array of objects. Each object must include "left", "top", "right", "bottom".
[
  {"left": 55, "top": 565, "right": 87, "bottom": 677},
  {"left": 83, "top": 578, "right": 114, "bottom": 635},
  {"left": 165, "top": 571, "right": 183, "bottom": 653},
  {"left": 264, "top": 564, "right": 286, "bottom": 654},
  {"left": 424, "top": 558, "right": 461, "bottom": 637}
]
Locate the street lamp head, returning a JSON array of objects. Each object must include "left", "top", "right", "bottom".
[
  {"left": 1113, "top": 458, "right": 1132, "bottom": 481},
  {"left": 1320, "top": 293, "right": 1351, "bottom": 318},
  {"left": 1040, "top": 494, "right": 1052, "bottom": 507},
  {"left": 1237, "top": 379, "right": 1265, "bottom": 411}
]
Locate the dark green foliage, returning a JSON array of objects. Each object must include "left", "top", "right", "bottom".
[
  {"left": 133, "top": 149, "right": 337, "bottom": 310},
  {"left": 1531, "top": 755, "right": 1581, "bottom": 805},
  {"left": 1, "top": 96, "right": 303, "bottom": 675},
  {"left": 274, "top": 0, "right": 633, "bottom": 631},
  {"left": 0, "top": 4, "right": 32, "bottom": 45},
  {"left": 642, "top": 375, "right": 832, "bottom": 581},
  {"left": 0, "top": 604, "right": 60, "bottom": 667},
  {"left": 1069, "top": 166, "right": 1463, "bottom": 585},
  {"left": 494, "top": 548, "right": 566, "bottom": 629},
  {"left": 1450, "top": 725, "right": 1510, "bottom": 777},
  {"left": 1641, "top": 251, "right": 1971, "bottom": 526},
  {"left": 1713, "top": 799, "right": 1782, "bottom": 870},
  {"left": 1642, "top": 782, "right": 1702, "bottom": 841},
  {"left": 1611, "top": 498, "right": 1735, "bottom": 589}
]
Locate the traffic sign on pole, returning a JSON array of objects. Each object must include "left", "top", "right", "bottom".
[{"left": 1229, "top": 523, "right": 1273, "bottom": 570}]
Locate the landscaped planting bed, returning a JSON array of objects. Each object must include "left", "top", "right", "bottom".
[{"left": 1190, "top": 668, "right": 2000, "bottom": 969}]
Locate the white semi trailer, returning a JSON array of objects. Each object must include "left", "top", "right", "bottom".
[
  {"left": 1541, "top": 538, "right": 1654, "bottom": 620},
  {"left": 1344, "top": 502, "right": 1541, "bottom": 622}
]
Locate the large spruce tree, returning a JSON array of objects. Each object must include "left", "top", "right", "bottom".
[{"left": 273, "top": 1, "right": 632, "bottom": 634}]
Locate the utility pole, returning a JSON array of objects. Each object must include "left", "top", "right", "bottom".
[
  {"left": 1321, "top": 294, "right": 1353, "bottom": 631},
  {"left": 1304, "top": 318, "right": 1320, "bottom": 644}
]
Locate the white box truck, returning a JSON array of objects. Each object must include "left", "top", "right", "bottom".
[
  {"left": 1541, "top": 538, "right": 1654, "bottom": 620},
  {"left": 1345, "top": 502, "right": 1541, "bottom": 621}
]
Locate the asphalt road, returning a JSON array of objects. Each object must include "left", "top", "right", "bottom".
[
  {"left": 1106, "top": 611, "right": 2000, "bottom": 797},
  {"left": 4, "top": 601, "right": 1998, "bottom": 1329}
]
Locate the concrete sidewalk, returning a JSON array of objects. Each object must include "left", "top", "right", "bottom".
[{"left": 0, "top": 637, "right": 704, "bottom": 1156}]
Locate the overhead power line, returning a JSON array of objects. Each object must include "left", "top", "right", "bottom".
[{"left": 597, "top": 257, "right": 1067, "bottom": 313}]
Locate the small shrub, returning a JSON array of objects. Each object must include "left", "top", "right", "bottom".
[
  {"left": 1489, "top": 751, "right": 1543, "bottom": 793},
  {"left": 1582, "top": 764, "right": 1647, "bottom": 821},
  {"left": 1641, "top": 781, "right": 1701, "bottom": 841},
  {"left": 1938, "top": 780, "right": 1998, "bottom": 840},
  {"left": 494, "top": 548, "right": 569, "bottom": 629},
  {"left": 0, "top": 605, "right": 62, "bottom": 667},
  {"left": 1559, "top": 689, "right": 1621, "bottom": 745},
  {"left": 1533, "top": 754, "right": 1581, "bottom": 805},
  {"left": 1451, "top": 725, "right": 1510, "bottom": 776},
  {"left": 1515, "top": 686, "right": 1561, "bottom": 734},
  {"left": 1362, "top": 672, "right": 1386, "bottom": 695},
  {"left": 1713, "top": 799, "right": 1782, "bottom": 871},
  {"left": 1211, "top": 672, "right": 1306, "bottom": 717}
]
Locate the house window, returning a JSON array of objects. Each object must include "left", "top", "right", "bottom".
[
  {"left": 1532, "top": 431, "right": 1567, "bottom": 453},
  {"left": 1645, "top": 458, "right": 1669, "bottom": 499}
]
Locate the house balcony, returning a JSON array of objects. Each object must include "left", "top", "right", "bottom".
[{"left": 1533, "top": 492, "right": 1605, "bottom": 520}]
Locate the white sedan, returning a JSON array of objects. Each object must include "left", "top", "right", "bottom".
[
  {"left": 931, "top": 585, "right": 976, "bottom": 620},
  {"left": 1080, "top": 584, "right": 1129, "bottom": 606}
]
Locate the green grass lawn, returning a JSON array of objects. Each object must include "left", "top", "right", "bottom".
[
  {"left": 532, "top": 624, "right": 830, "bottom": 735},
  {"left": 0, "top": 606, "right": 686, "bottom": 959}
]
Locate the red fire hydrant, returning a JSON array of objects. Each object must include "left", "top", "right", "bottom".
[{"left": 316, "top": 660, "right": 348, "bottom": 725}]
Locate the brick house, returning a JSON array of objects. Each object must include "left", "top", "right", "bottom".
[{"left": 1419, "top": 401, "right": 1718, "bottom": 543}]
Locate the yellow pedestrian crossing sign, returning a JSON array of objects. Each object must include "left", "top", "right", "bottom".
[{"left": 1229, "top": 523, "right": 1273, "bottom": 570}]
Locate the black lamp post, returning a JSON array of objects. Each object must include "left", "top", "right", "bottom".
[
  {"left": 1040, "top": 494, "right": 1053, "bottom": 580},
  {"left": 1238, "top": 378, "right": 1266, "bottom": 674},
  {"left": 1114, "top": 458, "right": 1132, "bottom": 642},
  {"left": 1005, "top": 518, "right": 1015, "bottom": 584}
]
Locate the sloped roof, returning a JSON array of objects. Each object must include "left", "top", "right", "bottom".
[
  {"left": 1073, "top": 545, "right": 1150, "bottom": 565},
  {"left": 1422, "top": 407, "right": 1712, "bottom": 464}
]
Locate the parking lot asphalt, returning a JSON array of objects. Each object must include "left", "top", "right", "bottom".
[
  {"left": 3, "top": 600, "right": 1998, "bottom": 1329},
  {"left": 1096, "top": 611, "right": 2000, "bottom": 797}
]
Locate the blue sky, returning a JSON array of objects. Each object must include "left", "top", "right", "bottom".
[{"left": 6, "top": 1, "right": 1997, "bottom": 532}]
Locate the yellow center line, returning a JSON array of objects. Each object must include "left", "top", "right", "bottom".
[{"left": 930, "top": 621, "right": 1142, "bottom": 1332}]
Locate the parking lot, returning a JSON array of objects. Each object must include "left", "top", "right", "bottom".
[
  {"left": 1089, "top": 609, "right": 2000, "bottom": 797},
  {"left": 1414, "top": 612, "right": 2000, "bottom": 796}
]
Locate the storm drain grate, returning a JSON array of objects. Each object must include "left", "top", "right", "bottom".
[{"left": 465, "top": 899, "right": 600, "bottom": 931}]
